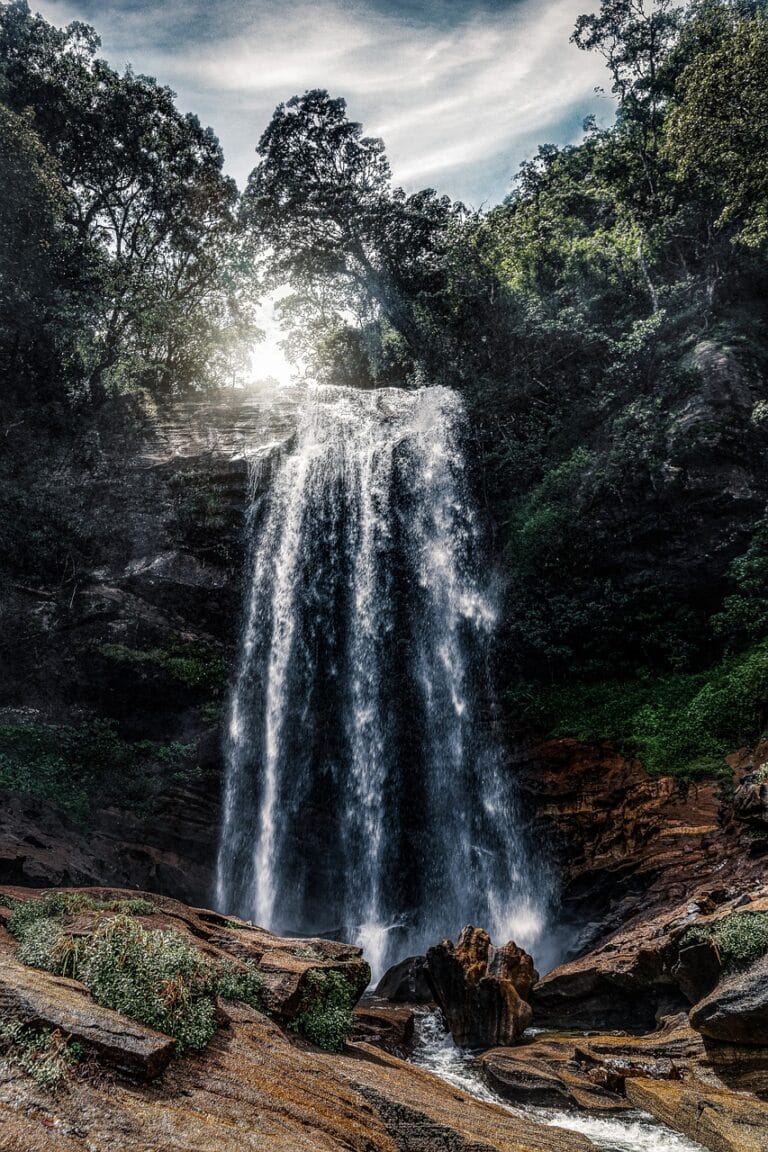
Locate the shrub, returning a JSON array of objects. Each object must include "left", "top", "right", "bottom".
[
  {"left": 291, "top": 970, "right": 356, "bottom": 1052},
  {"left": 215, "top": 960, "right": 263, "bottom": 1009},
  {"left": 99, "top": 642, "right": 229, "bottom": 692},
  {"left": 0, "top": 719, "right": 194, "bottom": 820},
  {"left": 9, "top": 903, "right": 267, "bottom": 1054},
  {"left": 80, "top": 918, "right": 218, "bottom": 1052},
  {"left": 7, "top": 892, "right": 155, "bottom": 937},
  {"left": 683, "top": 912, "right": 768, "bottom": 970},
  {"left": 0, "top": 1017, "right": 82, "bottom": 1090},
  {"left": 15, "top": 917, "right": 78, "bottom": 974},
  {"left": 512, "top": 640, "right": 768, "bottom": 780}
]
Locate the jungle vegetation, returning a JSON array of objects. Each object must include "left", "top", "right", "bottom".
[{"left": 2, "top": 0, "right": 768, "bottom": 777}]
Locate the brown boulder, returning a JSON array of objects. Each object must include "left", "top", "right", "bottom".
[
  {"left": 0, "top": 950, "right": 175, "bottom": 1079},
  {"left": 627, "top": 1078, "right": 768, "bottom": 1152},
  {"left": 426, "top": 927, "right": 535, "bottom": 1048},
  {"left": 481, "top": 1036, "right": 631, "bottom": 1112},
  {"left": 350, "top": 999, "right": 416, "bottom": 1056},
  {"left": 690, "top": 953, "right": 768, "bottom": 1044}
]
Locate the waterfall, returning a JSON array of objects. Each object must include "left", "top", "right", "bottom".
[{"left": 216, "top": 383, "right": 551, "bottom": 978}]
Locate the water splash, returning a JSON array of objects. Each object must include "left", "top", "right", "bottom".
[
  {"left": 216, "top": 384, "right": 551, "bottom": 977},
  {"left": 411, "top": 1010, "right": 706, "bottom": 1152}
]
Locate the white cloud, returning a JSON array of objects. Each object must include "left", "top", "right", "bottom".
[{"left": 34, "top": 0, "right": 613, "bottom": 204}]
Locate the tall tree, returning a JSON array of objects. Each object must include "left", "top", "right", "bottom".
[
  {"left": 664, "top": 6, "right": 768, "bottom": 250},
  {"left": 0, "top": 0, "right": 258, "bottom": 401},
  {"left": 0, "top": 102, "right": 81, "bottom": 403},
  {"left": 243, "top": 89, "right": 457, "bottom": 361}
]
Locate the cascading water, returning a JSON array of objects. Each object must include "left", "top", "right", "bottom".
[
  {"left": 216, "top": 383, "right": 551, "bottom": 977},
  {"left": 411, "top": 1011, "right": 707, "bottom": 1152}
]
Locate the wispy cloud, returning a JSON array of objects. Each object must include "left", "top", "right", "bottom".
[{"left": 34, "top": 0, "right": 612, "bottom": 204}]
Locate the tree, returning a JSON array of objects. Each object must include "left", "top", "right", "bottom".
[
  {"left": 572, "top": 2, "right": 686, "bottom": 303},
  {"left": 0, "top": 102, "right": 85, "bottom": 403},
  {"left": 664, "top": 8, "right": 768, "bottom": 250},
  {"left": 0, "top": 0, "right": 258, "bottom": 400},
  {"left": 242, "top": 89, "right": 456, "bottom": 362},
  {"left": 573, "top": 0, "right": 682, "bottom": 135}
]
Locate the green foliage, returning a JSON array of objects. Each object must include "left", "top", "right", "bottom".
[
  {"left": 98, "top": 642, "right": 229, "bottom": 692},
  {"left": 15, "top": 917, "right": 73, "bottom": 973},
  {"left": 516, "top": 641, "right": 768, "bottom": 779},
  {"left": 291, "top": 969, "right": 356, "bottom": 1052},
  {"left": 0, "top": 720, "right": 194, "bottom": 820},
  {"left": 215, "top": 960, "right": 264, "bottom": 1009},
  {"left": 0, "top": 1017, "right": 82, "bottom": 1090},
  {"left": 683, "top": 912, "right": 768, "bottom": 969},
  {"left": 81, "top": 918, "right": 218, "bottom": 1052},
  {"left": 665, "top": 9, "right": 768, "bottom": 248},
  {"left": 714, "top": 520, "right": 768, "bottom": 643},
  {"left": 6, "top": 892, "right": 155, "bottom": 936},
  {"left": 9, "top": 901, "right": 266, "bottom": 1053}
]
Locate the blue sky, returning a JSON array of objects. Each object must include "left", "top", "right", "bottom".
[{"left": 35, "top": 0, "right": 614, "bottom": 206}]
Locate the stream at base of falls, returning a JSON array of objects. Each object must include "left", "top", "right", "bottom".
[{"left": 411, "top": 1010, "right": 706, "bottom": 1152}]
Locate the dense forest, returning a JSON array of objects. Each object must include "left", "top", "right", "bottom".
[{"left": 2, "top": 0, "right": 768, "bottom": 802}]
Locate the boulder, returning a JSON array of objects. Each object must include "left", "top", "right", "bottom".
[
  {"left": 531, "top": 958, "right": 664, "bottom": 1032},
  {"left": 690, "top": 953, "right": 768, "bottom": 1044},
  {"left": 350, "top": 1000, "right": 416, "bottom": 1056},
  {"left": 0, "top": 950, "right": 175, "bottom": 1079},
  {"left": 481, "top": 1039, "right": 630, "bottom": 1112},
  {"left": 627, "top": 1078, "right": 768, "bottom": 1152},
  {"left": 425, "top": 927, "right": 535, "bottom": 1048},
  {"left": 673, "top": 939, "right": 722, "bottom": 1004},
  {"left": 733, "top": 775, "right": 768, "bottom": 830},
  {"left": 375, "top": 954, "right": 433, "bottom": 1003}
]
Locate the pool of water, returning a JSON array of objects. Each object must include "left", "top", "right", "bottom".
[{"left": 410, "top": 1010, "right": 706, "bottom": 1152}]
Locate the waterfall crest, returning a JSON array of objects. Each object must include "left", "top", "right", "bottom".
[{"left": 216, "top": 384, "right": 550, "bottom": 977}]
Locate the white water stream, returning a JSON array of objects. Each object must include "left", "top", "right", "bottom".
[{"left": 412, "top": 1011, "right": 707, "bottom": 1152}]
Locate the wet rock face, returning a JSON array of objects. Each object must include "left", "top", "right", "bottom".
[
  {"left": 0, "top": 784, "right": 219, "bottom": 905},
  {"left": 673, "top": 940, "right": 723, "bottom": 1005},
  {"left": 532, "top": 887, "right": 768, "bottom": 1033},
  {"left": 425, "top": 927, "right": 536, "bottom": 1048},
  {"left": 0, "top": 391, "right": 301, "bottom": 908},
  {"left": 516, "top": 737, "right": 727, "bottom": 955},
  {"left": 690, "top": 953, "right": 768, "bottom": 1044},
  {"left": 627, "top": 1078, "right": 768, "bottom": 1152}
]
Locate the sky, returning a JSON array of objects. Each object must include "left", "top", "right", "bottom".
[{"left": 34, "top": 0, "right": 614, "bottom": 208}]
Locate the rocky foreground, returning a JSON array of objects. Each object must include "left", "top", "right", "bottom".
[
  {"left": 2, "top": 739, "right": 768, "bottom": 1150},
  {"left": 368, "top": 740, "right": 768, "bottom": 1152},
  {"left": 0, "top": 887, "right": 590, "bottom": 1152}
]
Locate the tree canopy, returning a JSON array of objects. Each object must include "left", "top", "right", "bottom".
[{"left": 0, "top": 0, "right": 258, "bottom": 405}]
